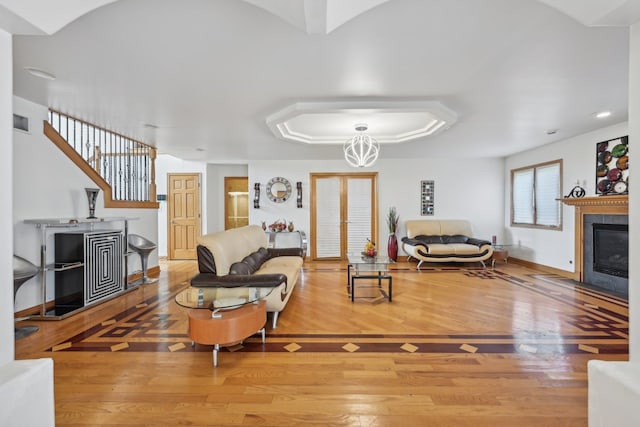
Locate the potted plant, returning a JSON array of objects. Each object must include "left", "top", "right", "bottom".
[{"left": 386, "top": 207, "right": 399, "bottom": 261}]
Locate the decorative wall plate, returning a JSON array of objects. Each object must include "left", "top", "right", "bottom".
[
  {"left": 613, "top": 180, "right": 628, "bottom": 194},
  {"left": 596, "top": 136, "right": 629, "bottom": 196}
]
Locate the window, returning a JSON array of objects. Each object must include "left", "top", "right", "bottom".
[{"left": 511, "top": 159, "right": 562, "bottom": 229}]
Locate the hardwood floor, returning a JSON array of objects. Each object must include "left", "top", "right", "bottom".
[{"left": 15, "top": 259, "right": 628, "bottom": 426}]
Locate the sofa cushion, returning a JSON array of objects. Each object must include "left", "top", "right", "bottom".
[
  {"left": 448, "top": 243, "right": 484, "bottom": 255},
  {"left": 442, "top": 235, "right": 469, "bottom": 244},
  {"left": 415, "top": 235, "right": 443, "bottom": 244},
  {"left": 440, "top": 220, "right": 472, "bottom": 237},
  {"left": 198, "top": 225, "right": 268, "bottom": 275},
  {"left": 422, "top": 243, "right": 485, "bottom": 256},
  {"left": 241, "top": 248, "right": 270, "bottom": 273},
  {"left": 405, "top": 220, "right": 442, "bottom": 238},
  {"left": 257, "top": 256, "right": 304, "bottom": 288},
  {"left": 228, "top": 261, "right": 252, "bottom": 275}
]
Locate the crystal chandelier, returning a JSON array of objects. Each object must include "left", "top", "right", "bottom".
[{"left": 343, "top": 123, "right": 380, "bottom": 168}]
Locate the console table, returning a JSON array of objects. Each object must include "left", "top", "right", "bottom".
[
  {"left": 24, "top": 217, "right": 137, "bottom": 320},
  {"left": 265, "top": 230, "right": 307, "bottom": 257}
]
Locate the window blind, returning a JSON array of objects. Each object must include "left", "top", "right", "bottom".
[
  {"left": 347, "top": 178, "right": 372, "bottom": 253},
  {"left": 513, "top": 168, "right": 534, "bottom": 224},
  {"left": 535, "top": 163, "right": 561, "bottom": 226},
  {"left": 511, "top": 160, "right": 561, "bottom": 228},
  {"left": 315, "top": 177, "right": 341, "bottom": 257}
]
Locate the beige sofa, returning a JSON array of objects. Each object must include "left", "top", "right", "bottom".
[
  {"left": 401, "top": 220, "right": 493, "bottom": 269},
  {"left": 191, "top": 225, "right": 304, "bottom": 328}
]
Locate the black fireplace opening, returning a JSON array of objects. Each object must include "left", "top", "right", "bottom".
[{"left": 593, "top": 223, "right": 629, "bottom": 278}]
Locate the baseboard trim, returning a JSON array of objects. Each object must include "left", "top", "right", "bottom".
[{"left": 509, "top": 257, "right": 576, "bottom": 280}]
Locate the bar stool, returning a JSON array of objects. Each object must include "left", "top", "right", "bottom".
[
  {"left": 128, "top": 234, "right": 158, "bottom": 284},
  {"left": 13, "top": 255, "right": 40, "bottom": 339}
]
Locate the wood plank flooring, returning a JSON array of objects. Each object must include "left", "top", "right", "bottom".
[{"left": 15, "top": 259, "right": 628, "bottom": 426}]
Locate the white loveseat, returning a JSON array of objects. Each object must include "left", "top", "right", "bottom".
[{"left": 401, "top": 219, "right": 493, "bottom": 269}]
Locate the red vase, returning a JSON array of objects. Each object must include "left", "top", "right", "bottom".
[{"left": 387, "top": 233, "right": 398, "bottom": 261}]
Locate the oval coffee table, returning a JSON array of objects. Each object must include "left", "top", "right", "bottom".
[{"left": 175, "top": 287, "right": 273, "bottom": 367}]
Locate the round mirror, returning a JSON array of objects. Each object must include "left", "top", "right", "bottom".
[{"left": 266, "top": 177, "right": 292, "bottom": 203}]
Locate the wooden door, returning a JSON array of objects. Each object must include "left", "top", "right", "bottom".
[
  {"left": 310, "top": 173, "right": 378, "bottom": 260},
  {"left": 168, "top": 173, "right": 201, "bottom": 259},
  {"left": 224, "top": 177, "right": 249, "bottom": 230}
]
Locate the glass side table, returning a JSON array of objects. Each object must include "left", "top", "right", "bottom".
[{"left": 346, "top": 253, "right": 394, "bottom": 302}]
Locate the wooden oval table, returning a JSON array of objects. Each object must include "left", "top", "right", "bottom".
[{"left": 187, "top": 300, "right": 266, "bottom": 367}]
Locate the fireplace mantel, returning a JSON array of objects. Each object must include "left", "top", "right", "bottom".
[
  {"left": 562, "top": 195, "right": 628, "bottom": 281},
  {"left": 561, "top": 195, "right": 628, "bottom": 209}
]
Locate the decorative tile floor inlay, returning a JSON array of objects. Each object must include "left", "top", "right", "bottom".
[
  {"left": 168, "top": 343, "right": 186, "bottom": 352},
  {"left": 459, "top": 344, "right": 478, "bottom": 353},
  {"left": 52, "top": 342, "right": 72, "bottom": 352},
  {"left": 110, "top": 342, "right": 129, "bottom": 352},
  {"left": 47, "top": 273, "right": 628, "bottom": 357},
  {"left": 401, "top": 343, "right": 419, "bottom": 353},
  {"left": 284, "top": 343, "right": 302, "bottom": 352},
  {"left": 342, "top": 343, "right": 361, "bottom": 352}
]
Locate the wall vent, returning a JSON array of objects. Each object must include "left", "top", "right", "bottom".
[{"left": 13, "top": 114, "right": 29, "bottom": 133}]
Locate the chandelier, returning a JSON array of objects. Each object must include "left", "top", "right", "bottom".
[{"left": 343, "top": 124, "right": 380, "bottom": 168}]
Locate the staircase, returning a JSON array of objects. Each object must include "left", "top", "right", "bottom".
[{"left": 45, "top": 110, "right": 158, "bottom": 208}]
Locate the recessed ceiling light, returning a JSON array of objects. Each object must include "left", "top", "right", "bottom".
[
  {"left": 24, "top": 66, "right": 56, "bottom": 80},
  {"left": 195, "top": 148, "right": 205, "bottom": 152},
  {"left": 143, "top": 123, "right": 159, "bottom": 129},
  {"left": 546, "top": 129, "right": 558, "bottom": 135},
  {"left": 595, "top": 111, "right": 611, "bottom": 119}
]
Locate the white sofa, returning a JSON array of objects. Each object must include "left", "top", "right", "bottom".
[
  {"left": 191, "top": 225, "right": 304, "bottom": 328},
  {"left": 401, "top": 219, "right": 493, "bottom": 269}
]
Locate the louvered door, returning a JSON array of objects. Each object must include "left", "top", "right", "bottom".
[{"left": 310, "top": 173, "right": 378, "bottom": 260}]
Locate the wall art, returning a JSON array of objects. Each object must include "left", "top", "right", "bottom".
[
  {"left": 596, "top": 136, "right": 628, "bottom": 196},
  {"left": 420, "top": 180, "right": 435, "bottom": 216}
]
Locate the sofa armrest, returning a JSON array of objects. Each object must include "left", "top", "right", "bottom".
[
  {"left": 402, "top": 237, "right": 429, "bottom": 249},
  {"left": 267, "top": 247, "right": 304, "bottom": 258},
  {"left": 190, "top": 272, "right": 288, "bottom": 289},
  {"left": 401, "top": 237, "right": 422, "bottom": 246},
  {"left": 401, "top": 237, "right": 430, "bottom": 257},
  {"left": 466, "top": 238, "right": 491, "bottom": 248}
]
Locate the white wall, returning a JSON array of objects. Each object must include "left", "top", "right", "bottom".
[
  {"left": 504, "top": 122, "right": 628, "bottom": 272},
  {"left": 629, "top": 20, "right": 639, "bottom": 361},
  {"left": 0, "top": 28, "right": 13, "bottom": 365},
  {"left": 12, "top": 96, "right": 159, "bottom": 313},
  {"left": 249, "top": 157, "right": 506, "bottom": 251}
]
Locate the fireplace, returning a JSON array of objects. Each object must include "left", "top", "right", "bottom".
[
  {"left": 583, "top": 215, "right": 629, "bottom": 296},
  {"left": 592, "top": 223, "right": 628, "bottom": 278},
  {"left": 561, "top": 195, "right": 629, "bottom": 297}
]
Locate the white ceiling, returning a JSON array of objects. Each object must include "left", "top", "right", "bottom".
[{"left": 3, "top": 0, "right": 638, "bottom": 163}]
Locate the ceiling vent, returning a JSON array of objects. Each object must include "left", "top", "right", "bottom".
[{"left": 13, "top": 114, "right": 29, "bottom": 133}]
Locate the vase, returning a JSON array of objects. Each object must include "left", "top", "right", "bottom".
[
  {"left": 387, "top": 233, "right": 398, "bottom": 261},
  {"left": 288, "top": 221, "right": 294, "bottom": 232},
  {"left": 85, "top": 188, "right": 100, "bottom": 219}
]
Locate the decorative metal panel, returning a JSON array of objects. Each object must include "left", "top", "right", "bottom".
[{"left": 84, "top": 231, "right": 124, "bottom": 305}]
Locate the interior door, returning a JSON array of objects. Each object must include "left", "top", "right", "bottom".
[
  {"left": 310, "top": 173, "right": 378, "bottom": 260},
  {"left": 167, "top": 173, "right": 201, "bottom": 259},
  {"left": 224, "top": 177, "right": 249, "bottom": 230}
]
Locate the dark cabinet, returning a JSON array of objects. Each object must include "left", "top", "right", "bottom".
[{"left": 53, "top": 231, "right": 124, "bottom": 316}]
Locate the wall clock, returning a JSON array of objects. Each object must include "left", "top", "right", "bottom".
[{"left": 266, "top": 177, "right": 292, "bottom": 203}]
